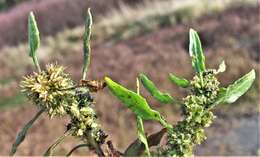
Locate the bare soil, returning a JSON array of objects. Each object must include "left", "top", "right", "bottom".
[{"left": 0, "top": 4, "right": 259, "bottom": 156}]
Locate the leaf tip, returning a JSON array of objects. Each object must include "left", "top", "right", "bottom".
[
  {"left": 104, "top": 76, "right": 111, "bottom": 82},
  {"left": 29, "top": 11, "right": 34, "bottom": 17},
  {"left": 139, "top": 73, "right": 146, "bottom": 79},
  {"left": 86, "top": 8, "right": 93, "bottom": 26},
  {"left": 250, "top": 69, "right": 256, "bottom": 78},
  {"left": 189, "top": 28, "right": 196, "bottom": 34}
]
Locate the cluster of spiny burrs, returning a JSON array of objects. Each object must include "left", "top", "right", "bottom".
[
  {"left": 20, "top": 64, "right": 75, "bottom": 117},
  {"left": 161, "top": 69, "right": 220, "bottom": 156},
  {"left": 67, "top": 87, "right": 107, "bottom": 145},
  {"left": 20, "top": 8, "right": 108, "bottom": 156},
  {"left": 21, "top": 64, "right": 106, "bottom": 145}
]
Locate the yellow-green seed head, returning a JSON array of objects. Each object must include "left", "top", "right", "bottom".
[{"left": 20, "top": 64, "right": 75, "bottom": 117}]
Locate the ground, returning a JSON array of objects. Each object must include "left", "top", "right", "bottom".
[{"left": 0, "top": 3, "right": 259, "bottom": 156}]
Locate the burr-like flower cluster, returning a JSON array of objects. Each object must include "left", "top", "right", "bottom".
[
  {"left": 67, "top": 88, "right": 107, "bottom": 145},
  {"left": 162, "top": 70, "right": 220, "bottom": 156},
  {"left": 20, "top": 65, "right": 106, "bottom": 145},
  {"left": 20, "top": 64, "right": 75, "bottom": 117}
]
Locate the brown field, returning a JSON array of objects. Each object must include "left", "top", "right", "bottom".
[
  {"left": 0, "top": 2, "right": 259, "bottom": 156},
  {"left": 0, "top": 0, "right": 140, "bottom": 48}
]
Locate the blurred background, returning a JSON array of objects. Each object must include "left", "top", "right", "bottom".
[{"left": 0, "top": 0, "right": 259, "bottom": 156}]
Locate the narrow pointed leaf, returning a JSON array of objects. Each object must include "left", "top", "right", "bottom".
[
  {"left": 189, "top": 28, "right": 206, "bottom": 74},
  {"left": 10, "top": 109, "right": 44, "bottom": 155},
  {"left": 43, "top": 130, "right": 72, "bottom": 156},
  {"left": 139, "top": 73, "right": 174, "bottom": 104},
  {"left": 82, "top": 8, "right": 93, "bottom": 80},
  {"left": 136, "top": 116, "right": 150, "bottom": 157},
  {"left": 105, "top": 77, "right": 162, "bottom": 121},
  {"left": 224, "top": 69, "right": 255, "bottom": 103},
  {"left": 28, "top": 11, "right": 41, "bottom": 72},
  {"left": 213, "top": 70, "right": 255, "bottom": 106},
  {"left": 28, "top": 12, "right": 40, "bottom": 58},
  {"left": 169, "top": 73, "right": 189, "bottom": 88}
]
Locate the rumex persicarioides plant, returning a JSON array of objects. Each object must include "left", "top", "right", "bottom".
[
  {"left": 104, "top": 30, "right": 255, "bottom": 156},
  {"left": 10, "top": 9, "right": 108, "bottom": 156},
  {"left": 10, "top": 8, "right": 255, "bottom": 157}
]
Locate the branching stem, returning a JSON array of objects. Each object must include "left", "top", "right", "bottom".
[
  {"left": 66, "top": 144, "right": 89, "bottom": 157},
  {"left": 43, "top": 129, "right": 72, "bottom": 156},
  {"left": 32, "top": 56, "right": 41, "bottom": 73}
]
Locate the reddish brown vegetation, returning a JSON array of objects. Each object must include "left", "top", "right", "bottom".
[
  {"left": 0, "top": 0, "right": 142, "bottom": 48},
  {"left": 0, "top": 4, "right": 259, "bottom": 156}
]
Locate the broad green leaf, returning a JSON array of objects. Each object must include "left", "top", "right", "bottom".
[
  {"left": 213, "top": 70, "right": 255, "bottom": 106},
  {"left": 224, "top": 69, "right": 255, "bottom": 103},
  {"left": 139, "top": 73, "right": 174, "bottom": 104},
  {"left": 105, "top": 77, "right": 162, "bottom": 121},
  {"left": 217, "top": 60, "right": 226, "bottom": 73},
  {"left": 105, "top": 77, "right": 171, "bottom": 129},
  {"left": 28, "top": 11, "right": 41, "bottom": 72},
  {"left": 189, "top": 28, "right": 206, "bottom": 74},
  {"left": 10, "top": 109, "right": 44, "bottom": 156},
  {"left": 124, "top": 128, "right": 166, "bottom": 156},
  {"left": 43, "top": 130, "right": 72, "bottom": 156},
  {"left": 169, "top": 73, "right": 189, "bottom": 88},
  {"left": 82, "top": 8, "right": 93, "bottom": 80}
]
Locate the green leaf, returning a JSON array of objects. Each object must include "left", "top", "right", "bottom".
[
  {"left": 28, "top": 12, "right": 40, "bottom": 57},
  {"left": 224, "top": 69, "right": 255, "bottom": 103},
  {"left": 105, "top": 77, "right": 172, "bottom": 129},
  {"left": 214, "top": 70, "right": 255, "bottom": 106},
  {"left": 124, "top": 128, "right": 166, "bottom": 156},
  {"left": 105, "top": 77, "right": 164, "bottom": 122},
  {"left": 28, "top": 11, "right": 41, "bottom": 72},
  {"left": 189, "top": 28, "right": 206, "bottom": 74},
  {"left": 105, "top": 77, "right": 160, "bottom": 120},
  {"left": 82, "top": 8, "right": 93, "bottom": 80},
  {"left": 136, "top": 116, "right": 150, "bottom": 157},
  {"left": 135, "top": 79, "right": 150, "bottom": 156},
  {"left": 139, "top": 73, "right": 174, "bottom": 104},
  {"left": 10, "top": 109, "right": 44, "bottom": 156},
  {"left": 169, "top": 73, "right": 189, "bottom": 88},
  {"left": 43, "top": 130, "right": 72, "bottom": 156},
  {"left": 216, "top": 60, "right": 226, "bottom": 73}
]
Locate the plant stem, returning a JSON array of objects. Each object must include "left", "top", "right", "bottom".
[
  {"left": 136, "top": 78, "right": 151, "bottom": 156},
  {"left": 86, "top": 131, "right": 105, "bottom": 157},
  {"left": 33, "top": 56, "right": 41, "bottom": 73},
  {"left": 159, "top": 118, "right": 172, "bottom": 130},
  {"left": 107, "top": 141, "right": 123, "bottom": 157},
  {"left": 43, "top": 129, "right": 72, "bottom": 156},
  {"left": 66, "top": 144, "right": 89, "bottom": 157},
  {"left": 10, "top": 108, "right": 44, "bottom": 156}
]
